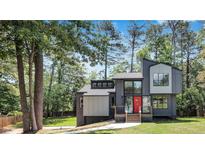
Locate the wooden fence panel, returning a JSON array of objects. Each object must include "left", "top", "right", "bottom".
[{"left": 0, "top": 115, "right": 22, "bottom": 128}]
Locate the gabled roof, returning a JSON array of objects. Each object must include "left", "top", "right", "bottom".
[
  {"left": 143, "top": 58, "right": 182, "bottom": 71},
  {"left": 78, "top": 85, "right": 115, "bottom": 96},
  {"left": 112, "top": 72, "right": 143, "bottom": 80}
]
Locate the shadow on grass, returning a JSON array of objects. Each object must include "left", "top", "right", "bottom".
[
  {"left": 153, "top": 118, "right": 199, "bottom": 124},
  {"left": 0, "top": 128, "right": 12, "bottom": 134},
  {"left": 43, "top": 116, "right": 76, "bottom": 126},
  {"left": 43, "top": 117, "right": 68, "bottom": 125},
  {"left": 83, "top": 129, "right": 117, "bottom": 134}
]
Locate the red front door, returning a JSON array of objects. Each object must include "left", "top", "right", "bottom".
[{"left": 133, "top": 96, "right": 142, "bottom": 113}]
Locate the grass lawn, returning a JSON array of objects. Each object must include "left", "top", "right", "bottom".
[
  {"left": 87, "top": 117, "right": 205, "bottom": 134},
  {"left": 13, "top": 116, "right": 76, "bottom": 128},
  {"left": 43, "top": 116, "right": 76, "bottom": 127}
]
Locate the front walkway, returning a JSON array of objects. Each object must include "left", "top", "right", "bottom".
[{"left": 66, "top": 122, "right": 141, "bottom": 134}]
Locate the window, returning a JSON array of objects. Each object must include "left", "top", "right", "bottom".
[
  {"left": 124, "top": 81, "right": 142, "bottom": 94},
  {"left": 153, "top": 73, "right": 169, "bottom": 86},
  {"left": 142, "top": 96, "right": 151, "bottom": 113},
  {"left": 91, "top": 80, "right": 114, "bottom": 89},
  {"left": 79, "top": 97, "right": 83, "bottom": 108},
  {"left": 152, "top": 96, "right": 168, "bottom": 109}
]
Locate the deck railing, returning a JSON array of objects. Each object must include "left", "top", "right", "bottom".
[{"left": 113, "top": 105, "right": 142, "bottom": 123}]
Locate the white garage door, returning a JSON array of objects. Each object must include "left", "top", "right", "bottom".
[{"left": 83, "top": 96, "right": 109, "bottom": 116}]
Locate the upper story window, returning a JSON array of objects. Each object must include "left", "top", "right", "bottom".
[
  {"left": 124, "top": 81, "right": 142, "bottom": 94},
  {"left": 153, "top": 73, "right": 169, "bottom": 86},
  {"left": 91, "top": 80, "right": 114, "bottom": 89}
]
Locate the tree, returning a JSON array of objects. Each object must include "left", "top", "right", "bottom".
[
  {"left": 127, "top": 21, "right": 144, "bottom": 72},
  {"left": 146, "top": 24, "right": 163, "bottom": 61},
  {"left": 0, "top": 20, "right": 101, "bottom": 133},
  {"left": 109, "top": 60, "right": 130, "bottom": 77},
  {"left": 167, "top": 20, "right": 180, "bottom": 65},
  {"left": 97, "top": 21, "right": 126, "bottom": 80}
]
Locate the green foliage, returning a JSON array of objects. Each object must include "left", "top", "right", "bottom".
[
  {"left": 0, "top": 83, "right": 20, "bottom": 115},
  {"left": 44, "top": 59, "right": 86, "bottom": 116},
  {"left": 137, "top": 45, "right": 151, "bottom": 59},
  {"left": 109, "top": 60, "right": 130, "bottom": 78},
  {"left": 7, "top": 111, "right": 22, "bottom": 116},
  {"left": 44, "top": 84, "right": 72, "bottom": 113},
  {"left": 176, "top": 87, "right": 205, "bottom": 116}
]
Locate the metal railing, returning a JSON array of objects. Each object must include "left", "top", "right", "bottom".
[{"left": 113, "top": 105, "right": 142, "bottom": 123}]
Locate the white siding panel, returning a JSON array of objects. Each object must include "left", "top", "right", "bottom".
[
  {"left": 150, "top": 64, "right": 172, "bottom": 94},
  {"left": 83, "top": 96, "right": 109, "bottom": 116}
]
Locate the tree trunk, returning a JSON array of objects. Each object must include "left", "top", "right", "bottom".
[
  {"left": 15, "top": 41, "right": 30, "bottom": 133},
  {"left": 130, "top": 40, "right": 135, "bottom": 72},
  {"left": 186, "top": 48, "right": 190, "bottom": 88},
  {"left": 29, "top": 48, "right": 37, "bottom": 131},
  {"left": 34, "top": 50, "right": 44, "bottom": 130},
  {"left": 104, "top": 50, "right": 107, "bottom": 80}
]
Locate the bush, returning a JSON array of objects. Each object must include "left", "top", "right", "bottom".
[
  {"left": 7, "top": 111, "right": 22, "bottom": 116},
  {"left": 176, "top": 87, "right": 205, "bottom": 116},
  {"left": 0, "top": 84, "right": 20, "bottom": 115}
]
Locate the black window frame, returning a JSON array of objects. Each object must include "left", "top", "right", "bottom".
[
  {"left": 142, "top": 96, "right": 151, "bottom": 114},
  {"left": 153, "top": 73, "right": 169, "bottom": 86},
  {"left": 152, "top": 96, "right": 168, "bottom": 109},
  {"left": 91, "top": 80, "right": 114, "bottom": 89},
  {"left": 124, "top": 80, "right": 142, "bottom": 94}
]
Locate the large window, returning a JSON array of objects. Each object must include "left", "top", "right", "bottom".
[
  {"left": 124, "top": 81, "right": 142, "bottom": 94},
  {"left": 152, "top": 96, "right": 168, "bottom": 109},
  {"left": 142, "top": 96, "right": 151, "bottom": 113},
  {"left": 153, "top": 73, "right": 169, "bottom": 86}
]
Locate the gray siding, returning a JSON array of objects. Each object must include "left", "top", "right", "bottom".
[
  {"left": 115, "top": 80, "right": 124, "bottom": 107},
  {"left": 172, "top": 68, "right": 182, "bottom": 94},
  {"left": 152, "top": 94, "right": 176, "bottom": 118},
  {"left": 142, "top": 59, "right": 156, "bottom": 95}
]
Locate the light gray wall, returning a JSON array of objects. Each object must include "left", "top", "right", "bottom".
[
  {"left": 172, "top": 68, "right": 182, "bottom": 94},
  {"left": 83, "top": 96, "right": 109, "bottom": 116},
  {"left": 150, "top": 64, "right": 172, "bottom": 94},
  {"left": 142, "top": 59, "right": 156, "bottom": 95}
]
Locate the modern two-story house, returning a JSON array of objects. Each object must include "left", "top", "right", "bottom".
[{"left": 76, "top": 58, "right": 182, "bottom": 126}]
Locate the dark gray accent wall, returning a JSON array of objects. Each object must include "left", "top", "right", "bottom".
[
  {"left": 76, "top": 93, "right": 85, "bottom": 126},
  {"left": 171, "top": 95, "right": 176, "bottom": 117},
  {"left": 84, "top": 116, "right": 112, "bottom": 124},
  {"left": 152, "top": 94, "right": 176, "bottom": 118},
  {"left": 115, "top": 80, "right": 124, "bottom": 107},
  {"left": 172, "top": 68, "right": 182, "bottom": 94},
  {"left": 142, "top": 59, "right": 156, "bottom": 95}
]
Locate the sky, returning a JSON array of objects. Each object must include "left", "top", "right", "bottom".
[{"left": 84, "top": 20, "right": 204, "bottom": 78}]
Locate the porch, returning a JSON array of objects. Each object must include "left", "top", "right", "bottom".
[{"left": 113, "top": 106, "right": 141, "bottom": 123}]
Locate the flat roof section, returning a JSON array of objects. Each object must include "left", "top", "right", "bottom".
[
  {"left": 112, "top": 72, "right": 143, "bottom": 80},
  {"left": 78, "top": 85, "right": 115, "bottom": 96}
]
